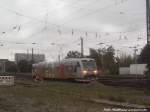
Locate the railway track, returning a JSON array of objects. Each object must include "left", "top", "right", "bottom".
[
  {"left": 4, "top": 73, "right": 150, "bottom": 89},
  {"left": 13, "top": 78, "right": 150, "bottom": 110},
  {"left": 97, "top": 76, "right": 150, "bottom": 89}
]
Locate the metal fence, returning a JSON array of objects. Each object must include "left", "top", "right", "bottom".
[{"left": 0, "top": 76, "right": 14, "bottom": 86}]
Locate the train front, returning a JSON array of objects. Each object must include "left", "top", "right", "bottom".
[{"left": 80, "top": 59, "right": 98, "bottom": 80}]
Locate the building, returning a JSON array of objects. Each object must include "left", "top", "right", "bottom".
[
  {"left": 119, "top": 67, "right": 130, "bottom": 75},
  {"left": 129, "top": 64, "right": 147, "bottom": 75},
  {"left": 15, "top": 53, "right": 45, "bottom": 63},
  {"left": 119, "top": 64, "right": 147, "bottom": 75}
]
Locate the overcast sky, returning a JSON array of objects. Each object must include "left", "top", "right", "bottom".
[{"left": 0, "top": 0, "right": 147, "bottom": 61}]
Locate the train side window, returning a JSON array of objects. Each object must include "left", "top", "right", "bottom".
[
  {"left": 74, "top": 66, "right": 77, "bottom": 72},
  {"left": 77, "top": 62, "right": 80, "bottom": 67}
]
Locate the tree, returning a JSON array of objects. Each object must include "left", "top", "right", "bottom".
[
  {"left": 138, "top": 45, "right": 148, "bottom": 63},
  {"left": 118, "top": 54, "right": 134, "bottom": 67},
  {"left": 5, "top": 61, "right": 17, "bottom": 73},
  {"left": 89, "top": 48, "right": 102, "bottom": 68},
  {"left": 17, "top": 60, "right": 32, "bottom": 73},
  {"left": 65, "top": 51, "right": 81, "bottom": 58},
  {"left": 89, "top": 46, "right": 118, "bottom": 75},
  {"left": 102, "top": 46, "right": 118, "bottom": 75},
  {"left": 138, "top": 45, "right": 150, "bottom": 75}
]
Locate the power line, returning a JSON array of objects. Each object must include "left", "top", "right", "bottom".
[
  {"left": 0, "top": 0, "right": 125, "bottom": 33},
  {"left": 0, "top": 0, "right": 82, "bottom": 27},
  {"left": 0, "top": 0, "right": 83, "bottom": 37},
  {"left": 58, "top": 0, "right": 128, "bottom": 27},
  {"left": 0, "top": 0, "right": 143, "bottom": 40},
  {"left": 18, "top": 0, "right": 82, "bottom": 27},
  {"left": 0, "top": 0, "right": 146, "bottom": 48},
  {"left": 37, "top": 0, "right": 130, "bottom": 36}
]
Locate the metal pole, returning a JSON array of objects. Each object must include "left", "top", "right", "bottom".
[
  {"left": 2, "top": 61, "right": 5, "bottom": 73},
  {"left": 147, "top": 0, "right": 150, "bottom": 44},
  {"left": 80, "top": 37, "right": 84, "bottom": 58},
  {"left": 58, "top": 54, "right": 60, "bottom": 63},
  {"left": 146, "top": 0, "right": 150, "bottom": 75},
  {"left": 27, "top": 49, "right": 29, "bottom": 61},
  {"left": 101, "top": 51, "right": 103, "bottom": 69},
  {"left": 32, "top": 48, "right": 34, "bottom": 63},
  {"left": 134, "top": 48, "right": 138, "bottom": 64}
]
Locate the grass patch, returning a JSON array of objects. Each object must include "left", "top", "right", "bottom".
[{"left": 0, "top": 80, "right": 149, "bottom": 111}]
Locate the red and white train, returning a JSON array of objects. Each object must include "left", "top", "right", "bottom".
[{"left": 32, "top": 58, "right": 98, "bottom": 81}]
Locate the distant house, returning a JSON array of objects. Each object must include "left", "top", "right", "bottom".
[{"left": 15, "top": 53, "right": 45, "bottom": 63}]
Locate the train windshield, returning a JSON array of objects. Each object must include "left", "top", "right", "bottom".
[{"left": 82, "top": 60, "right": 97, "bottom": 70}]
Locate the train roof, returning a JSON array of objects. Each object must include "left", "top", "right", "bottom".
[
  {"left": 32, "top": 58, "right": 95, "bottom": 67},
  {"left": 32, "top": 61, "right": 48, "bottom": 67},
  {"left": 63, "top": 58, "right": 95, "bottom": 62}
]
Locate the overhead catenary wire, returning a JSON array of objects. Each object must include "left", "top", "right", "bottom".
[
  {"left": 0, "top": 0, "right": 146, "bottom": 58},
  {"left": 0, "top": 0, "right": 82, "bottom": 30},
  {"left": 29, "top": 0, "right": 143, "bottom": 36},
  {"left": 0, "top": 0, "right": 144, "bottom": 40},
  {"left": 0, "top": 28, "right": 146, "bottom": 50},
  {"left": 0, "top": 0, "right": 127, "bottom": 32},
  {"left": 39, "top": 0, "right": 134, "bottom": 37},
  {"left": 57, "top": 0, "right": 128, "bottom": 27},
  {"left": 0, "top": 0, "right": 93, "bottom": 40}
]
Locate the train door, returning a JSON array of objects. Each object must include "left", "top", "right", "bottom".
[
  {"left": 64, "top": 62, "right": 73, "bottom": 78},
  {"left": 44, "top": 64, "right": 49, "bottom": 78},
  {"left": 72, "top": 61, "right": 82, "bottom": 78},
  {"left": 48, "top": 63, "right": 53, "bottom": 78},
  {"left": 32, "top": 64, "right": 37, "bottom": 78},
  {"left": 59, "top": 64, "right": 65, "bottom": 79}
]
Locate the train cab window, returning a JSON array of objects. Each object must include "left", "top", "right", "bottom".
[{"left": 82, "top": 60, "right": 96, "bottom": 69}]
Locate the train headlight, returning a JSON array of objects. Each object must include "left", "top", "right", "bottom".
[
  {"left": 83, "top": 70, "right": 87, "bottom": 74},
  {"left": 93, "top": 70, "right": 98, "bottom": 74}
]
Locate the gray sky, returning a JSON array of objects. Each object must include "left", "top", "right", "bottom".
[{"left": 0, "top": 0, "right": 147, "bottom": 61}]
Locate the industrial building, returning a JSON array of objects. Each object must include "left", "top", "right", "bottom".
[{"left": 15, "top": 53, "right": 45, "bottom": 63}]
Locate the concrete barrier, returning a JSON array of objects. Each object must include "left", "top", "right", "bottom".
[{"left": 0, "top": 76, "right": 14, "bottom": 86}]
